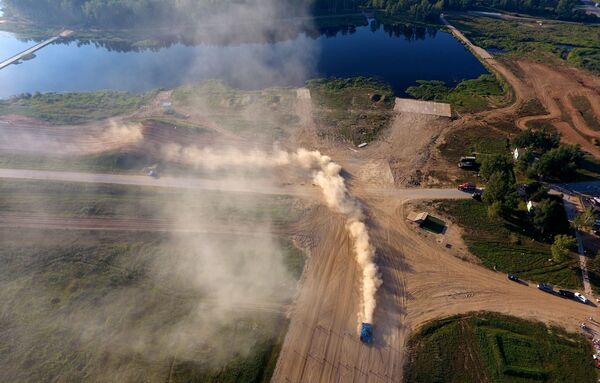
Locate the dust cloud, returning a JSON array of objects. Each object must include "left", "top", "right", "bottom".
[
  {"left": 100, "top": 120, "right": 143, "bottom": 143},
  {"left": 0, "top": 119, "right": 143, "bottom": 155},
  {"left": 164, "top": 145, "right": 383, "bottom": 324},
  {"left": 0, "top": 0, "right": 331, "bottom": 380}
]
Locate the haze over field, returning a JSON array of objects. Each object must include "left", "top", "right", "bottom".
[
  {"left": 0, "top": 0, "right": 321, "bottom": 379},
  {"left": 164, "top": 145, "right": 383, "bottom": 323},
  {"left": 3, "top": 0, "right": 600, "bottom": 381}
]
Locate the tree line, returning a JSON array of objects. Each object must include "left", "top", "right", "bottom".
[{"left": 2, "top": 0, "right": 594, "bottom": 27}]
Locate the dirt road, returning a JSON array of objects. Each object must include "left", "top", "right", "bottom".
[
  {"left": 0, "top": 168, "right": 315, "bottom": 197},
  {"left": 441, "top": 15, "right": 600, "bottom": 160},
  {"left": 272, "top": 192, "right": 598, "bottom": 383},
  {"left": 0, "top": 168, "right": 471, "bottom": 202}
]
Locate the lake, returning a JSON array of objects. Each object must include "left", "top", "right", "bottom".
[{"left": 0, "top": 19, "right": 487, "bottom": 98}]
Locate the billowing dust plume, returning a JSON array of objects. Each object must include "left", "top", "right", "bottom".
[
  {"left": 164, "top": 144, "right": 383, "bottom": 323},
  {"left": 0, "top": 119, "right": 142, "bottom": 156}
]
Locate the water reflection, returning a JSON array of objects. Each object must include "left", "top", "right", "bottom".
[{"left": 0, "top": 17, "right": 487, "bottom": 98}]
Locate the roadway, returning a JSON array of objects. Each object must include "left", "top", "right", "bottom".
[
  {"left": 578, "top": 0, "right": 600, "bottom": 17},
  {"left": 0, "top": 30, "right": 73, "bottom": 70},
  {"left": 0, "top": 168, "right": 472, "bottom": 201}
]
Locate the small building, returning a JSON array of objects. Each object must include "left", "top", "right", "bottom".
[
  {"left": 407, "top": 211, "right": 429, "bottom": 224},
  {"left": 527, "top": 201, "right": 539, "bottom": 213}
]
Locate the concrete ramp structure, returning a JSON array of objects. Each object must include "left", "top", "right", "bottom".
[{"left": 394, "top": 98, "right": 452, "bottom": 117}]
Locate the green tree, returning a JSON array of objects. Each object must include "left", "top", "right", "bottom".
[
  {"left": 532, "top": 198, "right": 570, "bottom": 237},
  {"left": 482, "top": 171, "right": 513, "bottom": 205},
  {"left": 487, "top": 200, "right": 503, "bottom": 220},
  {"left": 513, "top": 127, "right": 560, "bottom": 152},
  {"left": 534, "top": 144, "right": 583, "bottom": 181},
  {"left": 551, "top": 234, "right": 577, "bottom": 262},
  {"left": 480, "top": 154, "right": 513, "bottom": 180},
  {"left": 573, "top": 206, "right": 596, "bottom": 230}
]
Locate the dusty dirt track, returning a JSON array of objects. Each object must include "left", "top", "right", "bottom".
[
  {"left": 272, "top": 48, "right": 600, "bottom": 381},
  {"left": 2, "top": 42, "right": 600, "bottom": 382},
  {"left": 272, "top": 191, "right": 598, "bottom": 383}
]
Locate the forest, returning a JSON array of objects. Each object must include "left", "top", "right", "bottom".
[{"left": 1, "top": 0, "right": 594, "bottom": 26}]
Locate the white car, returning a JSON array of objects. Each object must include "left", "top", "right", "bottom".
[{"left": 575, "top": 292, "right": 589, "bottom": 304}]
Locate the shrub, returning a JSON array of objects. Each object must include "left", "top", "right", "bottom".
[{"left": 551, "top": 235, "right": 577, "bottom": 262}]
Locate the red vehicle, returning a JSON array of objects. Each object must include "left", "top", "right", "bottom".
[{"left": 458, "top": 182, "right": 476, "bottom": 191}]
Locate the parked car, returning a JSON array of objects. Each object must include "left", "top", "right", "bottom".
[
  {"left": 507, "top": 274, "right": 519, "bottom": 282},
  {"left": 458, "top": 182, "right": 476, "bottom": 191},
  {"left": 575, "top": 292, "right": 589, "bottom": 304},
  {"left": 472, "top": 192, "right": 483, "bottom": 201},
  {"left": 537, "top": 283, "right": 554, "bottom": 293},
  {"left": 558, "top": 289, "right": 575, "bottom": 299},
  {"left": 458, "top": 156, "right": 477, "bottom": 169}
]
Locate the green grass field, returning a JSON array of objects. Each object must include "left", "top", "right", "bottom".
[
  {"left": 307, "top": 77, "right": 395, "bottom": 145},
  {"left": 439, "top": 200, "right": 582, "bottom": 288},
  {"left": 0, "top": 228, "right": 304, "bottom": 382},
  {"left": 0, "top": 91, "right": 156, "bottom": 124},
  {"left": 446, "top": 14, "right": 600, "bottom": 74},
  {"left": 406, "top": 74, "right": 509, "bottom": 114},
  {"left": 406, "top": 312, "right": 595, "bottom": 383},
  {"left": 438, "top": 120, "right": 512, "bottom": 163}
]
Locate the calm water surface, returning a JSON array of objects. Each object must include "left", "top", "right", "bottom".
[{"left": 0, "top": 20, "right": 487, "bottom": 98}]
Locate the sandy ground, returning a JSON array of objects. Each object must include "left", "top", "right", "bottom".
[
  {"left": 514, "top": 61, "right": 600, "bottom": 156},
  {"left": 2, "top": 41, "right": 600, "bottom": 381},
  {"left": 272, "top": 189, "right": 598, "bottom": 383},
  {"left": 271, "top": 66, "right": 600, "bottom": 381}
]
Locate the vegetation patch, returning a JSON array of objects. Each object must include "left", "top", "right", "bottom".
[
  {"left": 439, "top": 122, "right": 511, "bottom": 166},
  {"left": 517, "top": 99, "right": 548, "bottom": 118},
  {"left": 172, "top": 81, "right": 299, "bottom": 140},
  {"left": 570, "top": 95, "right": 600, "bottom": 131},
  {"left": 406, "top": 312, "right": 595, "bottom": 383},
  {"left": 307, "top": 77, "right": 394, "bottom": 145},
  {"left": 438, "top": 200, "right": 581, "bottom": 288},
  {"left": 446, "top": 15, "right": 600, "bottom": 74},
  {"left": 0, "top": 228, "right": 304, "bottom": 382},
  {"left": 0, "top": 91, "right": 156, "bottom": 124},
  {"left": 406, "top": 74, "right": 508, "bottom": 113},
  {"left": 568, "top": 48, "right": 600, "bottom": 74}
]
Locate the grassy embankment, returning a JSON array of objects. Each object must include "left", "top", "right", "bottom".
[
  {"left": 172, "top": 81, "right": 300, "bottom": 141},
  {"left": 406, "top": 312, "right": 595, "bottom": 383},
  {"left": 438, "top": 199, "right": 582, "bottom": 288},
  {"left": 307, "top": 77, "right": 395, "bottom": 145},
  {"left": 570, "top": 95, "right": 600, "bottom": 131},
  {"left": 406, "top": 74, "right": 508, "bottom": 114},
  {"left": 0, "top": 90, "right": 156, "bottom": 124},
  {"left": 445, "top": 14, "right": 600, "bottom": 74},
  {"left": 0, "top": 228, "right": 304, "bottom": 382}
]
